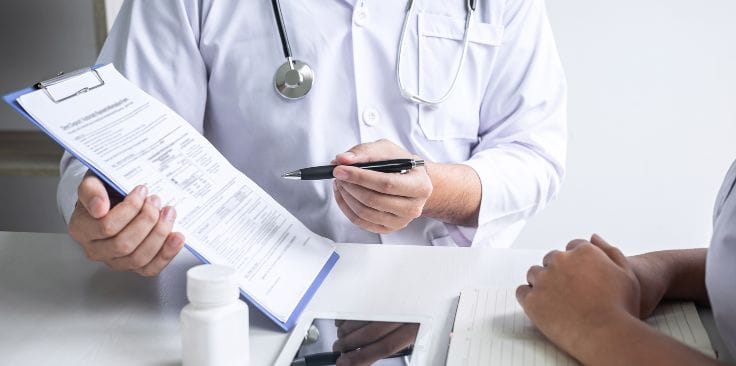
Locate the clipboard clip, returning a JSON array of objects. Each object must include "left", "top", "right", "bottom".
[{"left": 34, "top": 67, "right": 105, "bottom": 103}]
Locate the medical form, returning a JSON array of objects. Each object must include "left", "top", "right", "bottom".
[{"left": 4, "top": 64, "right": 338, "bottom": 330}]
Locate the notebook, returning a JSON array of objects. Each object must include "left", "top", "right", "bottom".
[{"left": 446, "top": 288, "right": 715, "bottom": 365}]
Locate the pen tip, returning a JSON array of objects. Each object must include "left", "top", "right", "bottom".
[{"left": 281, "top": 170, "right": 301, "bottom": 180}]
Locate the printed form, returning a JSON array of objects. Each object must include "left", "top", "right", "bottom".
[
  {"left": 15, "top": 64, "right": 336, "bottom": 324},
  {"left": 446, "top": 288, "right": 715, "bottom": 365}
]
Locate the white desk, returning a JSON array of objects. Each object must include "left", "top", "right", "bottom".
[{"left": 0, "top": 231, "right": 731, "bottom": 365}]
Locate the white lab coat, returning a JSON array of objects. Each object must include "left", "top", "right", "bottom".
[{"left": 58, "top": 0, "right": 566, "bottom": 248}]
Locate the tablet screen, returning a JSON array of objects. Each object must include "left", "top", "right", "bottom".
[{"left": 289, "top": 318, "right": 421, "bottom": 366}]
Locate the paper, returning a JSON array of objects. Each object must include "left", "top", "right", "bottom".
[
  {"left": 12, "top": 64, "right": 337, "bottom": 326},
  {"left": 446, "top": 288, "right": 715, "bottom": 365}
]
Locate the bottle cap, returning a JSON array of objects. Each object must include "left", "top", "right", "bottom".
[{"left": 186, "top": 264, "right": 240, "bottom": 305}]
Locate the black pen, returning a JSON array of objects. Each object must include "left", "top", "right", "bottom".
[
  {"left": 290, "top": 346, "right": 413, "bottom": 366},
  {"left": 281, "top": 159, "right": 425, "bottom": 180}
]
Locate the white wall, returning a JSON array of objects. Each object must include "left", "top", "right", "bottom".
[{"left": 514, "top": 0, "right": 736, "bottom": 254}]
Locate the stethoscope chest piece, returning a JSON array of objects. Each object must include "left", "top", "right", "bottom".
[{"left": 274, "top": 59, "right": 314, "bottom": 100}]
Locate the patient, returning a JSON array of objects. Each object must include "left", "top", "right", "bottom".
[{"left": 517, "top": 160, "right": 736, "bottom": 365}]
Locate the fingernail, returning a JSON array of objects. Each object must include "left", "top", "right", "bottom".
[
  {"left": 168, "top": 234, "right": 183, "bottom": 248},
  {"left": 150, "top": 195, "right": 161, "bottom": 209},
  {"left": 164, "top": 207, "right": 176, "bottom": 223},
  {"left": 88, "top": 196, "right": 104, "bottom": 214},
  {"left": 137, "top": 185, "right": 147, "bottom": 199},
  {"left": 333, "top": 168, "right": 348, "bottom": 180}
]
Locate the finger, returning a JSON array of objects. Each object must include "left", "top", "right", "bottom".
[
  {"left": 336, "top": 184, "right": 405, "bottom": 229},
  {"left": 337, "top": 320, "right": 371, "bottom": 339},
  {"left": 334, "top": 322, "right": 403, "bottom": 352},
  {"left": 337, "top": 324, "right": 418, "bottom": 366},
  {"left": 565, "top": 239, "right": 589, "bottom": 251},
  {"left": 335, "top": 139, "right": 398, "bottom": 165},
  {"left": 82, "top": 186, "right": 148, "bottom": 241},
  {"left": 334, "top": 183, "right": 392, "bottom": 234},
  {"left": 136, "top": 231, "right": 185, "bottom": 277},
  {"left": 338, "top": 181, "right": 421, "bottom": 218},
  {"left": 590, "top": 234, "right": 628, "bottom": 268},
  {"left": 516, "top": 285, "right": 532, "bottom": 307},
  {"left": 91, "top": 196, "right": 161, "bottom": 260},
  {"left": 77, "top": 173, "right": 113, "bottom": 219},
  {"left": 108, "top": 205, "right": 176, "bottom": 272},
  {"left": 542, "top": 250, "right": 562, "bottom": 267},
  {"left": 333, "top": 165, "right": 429, "bottom": 198},
  {"left": 527, "top": 265, "right": 544, "bottom": 286}
]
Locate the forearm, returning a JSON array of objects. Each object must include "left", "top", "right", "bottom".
[
  {"left": 422, "top": 162, "right": 481, "bottom": 227},
  {"left": 574, "top": 312, "right": 721, "bottom": 366},
  {"left": 633, "top": 248, "right": 709, "bottom": 305}
]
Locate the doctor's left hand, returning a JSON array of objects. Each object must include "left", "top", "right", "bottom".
[{"left": 332, "top": 139, "right": 432, "bottom": 234}]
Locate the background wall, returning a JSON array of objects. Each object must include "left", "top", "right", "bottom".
[
  {"left": 514, "top": 0, "right": 736, "bottom": 254},
  {"left": 0, "top": 0, "right": 99, "bottom": 233},
  {"left": 0, "top": 0, "right": 99, "bottom": 131}
]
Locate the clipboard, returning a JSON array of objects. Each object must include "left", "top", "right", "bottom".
[{"left": 3, "top": 65, "right": 339, "bottom": 331}]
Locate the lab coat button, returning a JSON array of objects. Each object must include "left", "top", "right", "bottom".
[
  {"left": 354, "top": 9, "right": 369, "bottom": 26},
  {"left": 362, "top": 108, "right": 380, "bottom": 126}
]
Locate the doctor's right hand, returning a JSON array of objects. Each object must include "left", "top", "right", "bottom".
[{"left": 68, "top": 172, "right": 185, "bottom": 277}]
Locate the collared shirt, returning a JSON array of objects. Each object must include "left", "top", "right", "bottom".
[
  {"left": 707, "top": 159, "right": 736, "bottom": 356},
  {"left": 58, "top": 0, "right": 567, "bottom": 247}
]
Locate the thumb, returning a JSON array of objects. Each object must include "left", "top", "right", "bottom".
[
  {"left": 335, "top": 139, "right": 393, "bottom": 165},
  {"left": 590, "top": 234, "right": 629, "bottom": 269},
  {"left": 77, "top": 172, "right": 111, "bottom": 219}
]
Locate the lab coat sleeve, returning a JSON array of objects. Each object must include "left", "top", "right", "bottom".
[
  {"left": 57, "top": 0, "right": 208, "bottom": 225},
  {"left": 460, "top": 0, "right": 567, "bottom": 246}
]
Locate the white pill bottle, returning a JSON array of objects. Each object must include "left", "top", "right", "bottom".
[{"left": 181, "top": 264, "right": 250, "bottom": 366}]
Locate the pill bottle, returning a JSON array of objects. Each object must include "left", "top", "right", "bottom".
[{"left": 181, "top": 264, "right": 249, "bottom": 366}]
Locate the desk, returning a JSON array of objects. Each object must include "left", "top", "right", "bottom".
[{"left": 0, "top": 231, "right": 731, "bottom": 365}]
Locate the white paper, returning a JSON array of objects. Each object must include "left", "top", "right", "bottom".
[
  {"left": 17, "top": 64, "right": 336, "bottom": 322},
  {"left": 446, "top": 288, "right": 715, "bottom": 365}
]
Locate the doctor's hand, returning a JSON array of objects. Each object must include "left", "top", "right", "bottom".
[
  {"left": 332, "top": 139, "right": 432, "bottom": 234},
  {"left": 68, "top": 171, "right": 185, "bottom": 277},
  {"left": 332, "top": 320, "right": 418, "bottom": 366},
  {"left": 516, "top": 234, "right": 641, "bottom": 362}
]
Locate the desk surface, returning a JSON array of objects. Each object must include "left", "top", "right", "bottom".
[{"left": 0, "top": 231, "right": 730, "bottom": 365}]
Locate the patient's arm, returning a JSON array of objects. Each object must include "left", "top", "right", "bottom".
[{"left": 629, "top": 248, "right": 709, "bottom": 318}]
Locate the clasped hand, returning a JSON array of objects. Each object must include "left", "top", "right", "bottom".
[{"left": 333, "top": 139, "right": 433, "bottom": 234}]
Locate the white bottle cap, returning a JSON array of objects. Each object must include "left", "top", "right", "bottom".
[{"left": 186, "top": 264, "right": 240, "bottom": 306}]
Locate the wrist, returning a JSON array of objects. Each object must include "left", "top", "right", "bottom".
[
  {"left": 573, "top": 310, "right": 642, "bottom": 365},
  {"left": 421, "top": 162, "right": 481, "bottom": 226},
  {"left": 631, "top": 251, "right": 676, "bottom": 292}
]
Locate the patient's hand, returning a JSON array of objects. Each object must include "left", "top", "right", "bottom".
[
  {"left": 332, "top": 320, "right": 418, "bottom": 366},
  {"left": 516, "top": 234, "right": 641, "bottom": 359}
]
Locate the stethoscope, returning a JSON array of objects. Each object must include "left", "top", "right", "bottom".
[{"left": 270, "top": 0, "right": 477, "bottom": 105}]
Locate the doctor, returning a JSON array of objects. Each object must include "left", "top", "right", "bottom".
[{"left": 60, "top": 0, "right": 566, "bottom": 277}]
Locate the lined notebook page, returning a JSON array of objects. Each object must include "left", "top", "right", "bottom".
[{"left": 446, "top": 288, "right": 715, "bottom": 365}]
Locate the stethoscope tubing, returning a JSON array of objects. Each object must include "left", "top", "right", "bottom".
[{"left": 271, "top": 0, "right": 476, "bottom": 104}]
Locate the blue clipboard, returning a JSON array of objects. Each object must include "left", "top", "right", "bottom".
[{"left": 2, "top": 65, "right": 339, "bottom": 331}]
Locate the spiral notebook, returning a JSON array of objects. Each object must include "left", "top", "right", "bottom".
[{"left": 446, "top": 288, "right": 715, "bottom": 365}]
